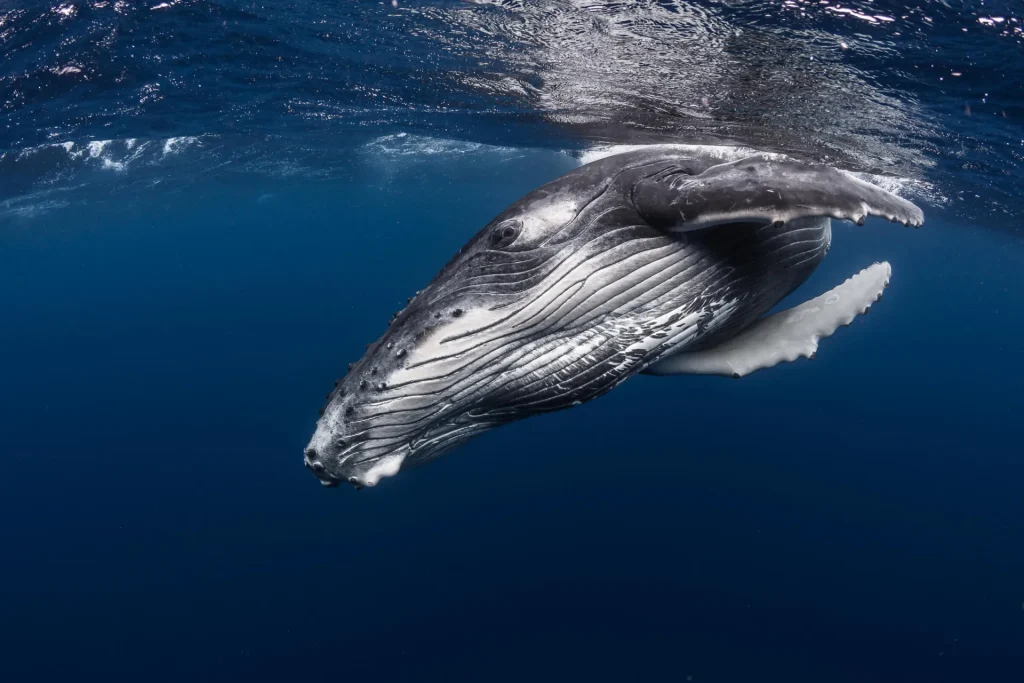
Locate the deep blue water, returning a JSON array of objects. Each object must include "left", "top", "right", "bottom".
[{"left": 2, "top": 1, "right": 1024, "bottom": 681}]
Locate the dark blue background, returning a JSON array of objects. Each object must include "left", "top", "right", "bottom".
[{"left": 1, "top": 147, "right": 1021, "bottom": 681}]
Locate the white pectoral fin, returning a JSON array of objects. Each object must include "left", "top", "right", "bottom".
[{"left": 645, "top": 262, "right": 892, "bottom": 378}]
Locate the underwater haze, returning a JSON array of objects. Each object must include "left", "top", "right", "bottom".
[{"left": 2, "top": 1, "right": 1023, "bottom": 682}]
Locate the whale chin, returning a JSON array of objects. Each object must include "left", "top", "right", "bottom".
[
  {"left": 304, "top": 440, "right": 410, "bottom": 490},
  {"left": 312, "top": 455, "right": 407, "bottom": 490}
]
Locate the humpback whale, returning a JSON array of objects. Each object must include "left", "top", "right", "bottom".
[{"left": 303, "top": 146, "right": 923, "bottom": 489}]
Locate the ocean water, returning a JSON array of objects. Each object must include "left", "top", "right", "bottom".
[{"left": 2, "top": 1, "right": 1023, "bottom": 682}]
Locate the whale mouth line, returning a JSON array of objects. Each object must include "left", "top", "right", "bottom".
[{"left": 313, "top": 472, "right": 365, "bottom": 490}]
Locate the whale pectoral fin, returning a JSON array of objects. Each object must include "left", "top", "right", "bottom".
[
  {"left": 633, "top": 155, "right": 924, "bottom": 232},
  {"left": 644, "top": 262, "right": 892, "bottom": 378}
]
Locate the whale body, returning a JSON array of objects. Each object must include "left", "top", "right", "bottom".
[{"left": 303, "top": 146, "right": 923, "bottom": 489}]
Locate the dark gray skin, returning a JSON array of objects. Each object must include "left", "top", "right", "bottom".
[{"left": 304, "top": 146, "right": 923, "bottom": 489}]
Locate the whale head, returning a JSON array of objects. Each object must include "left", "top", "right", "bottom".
[{"left": 302, "top": 170, "right": 671, "bottom": 489}]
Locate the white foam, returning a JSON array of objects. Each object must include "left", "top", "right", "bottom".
[
  {"left": 80, "top": 139, "right": 135, "bottom": 171},
  {"left": 86, "top": 140, "right": 112, "bottom": 158},
  {"left": 162, "top": 136, "right": 200, "bottom": 155}
]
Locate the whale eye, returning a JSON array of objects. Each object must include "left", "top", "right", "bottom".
[{"left": 489, "top": 220, "right": 520, "bottom": 249}]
